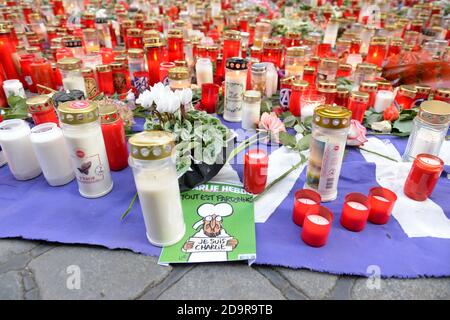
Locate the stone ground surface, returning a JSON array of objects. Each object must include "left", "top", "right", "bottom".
[{"left": 0, "top": 238, "right": 449, "bottom": 300}]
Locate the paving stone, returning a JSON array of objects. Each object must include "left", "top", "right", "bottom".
[
  {"left": 29, "top": 246, "right": 171, "bottom": 300},
  {"left": 22, "top": 269, "right": 36, "bottom": 291},
  {"left": 158, "top": 264, "right": 285, "bottom": 300},
  {"left": 0, "top": 239, "right": 38, "bottom": 264},
  {"left": 0, "top": 254, "right": 31, "bottom": 274},
  {"left": 24, "top": 288, "right": 40, "bottom": 300},
  {"left": 277, "top": 268, "right": 339, "bottom": 299},
  {"left": 0, "top": 271, "right": 23, "bottom": 300},
  {"left": 352, "top": 277, "right": 450, "bottom": 300}
]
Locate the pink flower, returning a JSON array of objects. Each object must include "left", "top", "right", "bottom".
[
  {"left": 347, "top": 119, "right": 368, "bottom": 147},
  {"left": 258, "top": 112, "right": 286, "bottom": 143}
]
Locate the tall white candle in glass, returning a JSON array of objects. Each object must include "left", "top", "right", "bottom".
[
  {"left": 284, "top": 47, "right": 305, "bottom": 78},
  {"left": 58, "top": 100, "right": 113, "bottom": 198},
  {"left": 129, "top": 131, "right": 186, "bottom": 246},
  {"left": 196, "top": 58, "right": 213, "bottom": 86},
  {"left": 57, "top": 57, "right": 87, "bottom": 97},
  {"left": 3, "top": 79, "right": 26, "bottom": 99},
  {"left": 323, "top": 17, "right": 339, "bottom": 48},
  {"left": 360, "top": 26, "right": 376, "bottom": 54},
  {"left": 0, "top": 119, "right": 41, "bottom": 180},
  {"left": 30, "top": 123, "right": 75, "bottom": 186},
  {"left": 373, "top": 90, "right": 394, "bottom": 112},
  {"left": 242, "top": 90, "right": 262, "bottom": 130},
  {"left": 264, "top": 62, "right": 278, "bottom": 98},
  {"left": 224, "top": 57, "right": 248, "bottom": 122}
]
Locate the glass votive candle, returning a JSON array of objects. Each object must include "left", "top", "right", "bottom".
[
  {"left": 301, "top": 206, "right": 333, "bottom": 248},
  {"left": 159, "top": 61, "right": 176, "bottom": 86},
  {"left": 317, "top": 80, "right": 337, "bottom": 105},
  {"left": 168, "top": 66, "right": 191, "bottom": 90},
  {"left": 335, "top": 88, "right": 350, "bottom": 107},
  {"left": 347, "top": 91, "right": 370, "bottom": 123},
  {"left": 201, "top": 83, "right": 220, "bottom": 114},
  {"left": 403, "top": 154, "right": 444, "bottom": 201},
  {"left": 359, "top": 80, "right": 378, "bottom": 108},
  {"left": 395, "top": 85, "right": 417, "bottom": 110},
  {"left": 373, "top": 90, "right": 394, "bottom": 113},
  {"left": 293, "top": 189, "right": 321, "bottom": 227},
  {"left": 244, "top": 149, "right": 268, "bottom": 195},
  {"left": 83, "top": 28, "right": 100, "bottom": 53},
  {"left": 368, "top": 187, "right": 397, "bottom": 225},
  {"left": 336, "top": 63, "right": 352, "bottom": 78},
  {"left": 289, "top": 80, "right": 310, "bottom": 117},
  {"left": 26, "top": 94, "right": 59, "bottom": 126},
  {"left": 340, "top": 192, "right": 370, "bottom": 232},
  {"left": 300, "top": 93, "right": 326, "bottom": 121},
  {"left": 96, "top": 64, "right": 115, "bottom": 96},
  {"left": 302, "top": 66, "right": 316, "bottom": 87}
]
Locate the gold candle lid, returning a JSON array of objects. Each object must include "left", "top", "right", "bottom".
[
  {"left": 303, "top": 66, "right": 315, "bottom": 74},
  {"left": 286, "top": 46, "right": 305, "bottom": 57},
  {"left": 144, "top": 37, "right": 164, "bottom": 48},
  {"left": 96, "top": 64, "right": 112, "bottom": 73},
  {"left": 110, "top": 62, "right": 124, "bottom": 70},
  {"left": 81, "top": 67, "right": 95, "bottom": 76},
  {"left": 313, "top": 105, "right": 352, "bottom": 129},
  {"left": 26, "top": 95, "right": 54, "bottom": 114},
  {"left": 370, "top": 36, "right": 387, "bottom": 45},
  {"left": 356, "top": 62, "right": 377, "bottom": 73},
  {"left": 292, "top": 80, "right": 309, "bottom": 90},
  {"left": 360, "top": 80, "right": 378, "bottom": 92},
  {"left": 317, "top": 80, "right": 337, "bottom": 93},
  {"left": 337, "top": 87, "right": 350, "bottom": 98},
  {"left": 143, "top": 29, "right": 160, "bottom": 39},
  {"left": 58, "top": 100, "right": 99, "bottom": 125},
  {"left": 122, "top": 20, "right": 135, "bottom": 28},
  {"left": 128, "top": 48, "right": 144, "bottom": 58},
  {"left": 285, "top": 31, "right": 301, "bottom": 39},
  {"left": 399, "top": 85, "right": 417, "bottom": 98},
  {"left": 129, "top": 131, "right": 175, "bottom": 160},
  {"left": 168, "top": 66, "right": 190, "bottom": 80},
  {"left": 57, "top": 57, "right": 82, "bottom": 70},
  {"left": 224, "top": 29, "right": 242, "bottom": 40},
  {"left": 434, "top": 87, "right": 450, "bottom": 99},
  {"left": 263, "top": 39, "right": 282, "bottom": 49},
  {"left": 351, "top": 91, "right": 370, "bottom": 102},
  {"left": 415, "top": 84, "right": 431, "bottom": 94},
  {"left": 243, "top": 90, "right": 261, "bottom": 102},
  {"left": 98, "top": 103, "right": 121, "bottom": 124},
  {"left": 127, "top": 28, "right": 143, "bottom": 37},
  {"left": 338, "top": 63, "right": 352, "bottom": 71},
  {"left": 167, "top": 28, "right": 184, "bottom": 38},
  {"left": 143, "top": 20, "right": 158, "bottom": 29},
  {"left": 418, "top": 100, "right": 450, "bottom": 125}
]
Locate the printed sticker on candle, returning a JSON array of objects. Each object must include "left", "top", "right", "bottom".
[
  {"left": 279, "top": 88, "right": 291, "bottom": 107},
  {"left": 84, "top": 78, "right": 98, "bottom": 99},
  {"left": 113, "top": 73, "right": 127, "bottom": 93},
  {"left": 225, "top": 81, "right": 245, "bottom": 114},
  {"left": 72, "top": 148, "right": 106, "bottom": 184}
]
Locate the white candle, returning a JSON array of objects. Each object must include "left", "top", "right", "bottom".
[
  {"left": 373, "top": 90, "right": 394, "bottom": 113},
  {"left": 241, "top": 91, "right": 261, "bottom": 130},
  {"left": 264, "top": 63, "right": 278, "bottom": 98},
  {"left": 347, "top": 201, "right": 368, "bottom": 211},
  {"left": 420, "top": 156, "right": 441, "bottom": 166},
  {"left": 307, "top": 214, "right": 330, "bottom": 225},
  {"left": 0, "top": 147, "right": 6, "bottom": 167},
  {"left": 406, "top": 129, "right": 443, "bottom": 161},
  {"left": 30, "top": 123, "right": 75, "bottom": 187},
  {"left": 323, "top": 20, "right": 339, "bottom": 48},
  {"left": 196, "top": 58, "right": 213, "bottom": 86},
  {"left": 298, "top": 198, "right": 317, "bottom": 205},
  {"left": 62, "top": 76, "right": 87, "bottom": 97},
  {"left": 3, "top": 79, "right": 26, "bottom": 99},
  {"left": 346, "top": 54, "right": 363, "bottom": 70},
  {"left": 0, "top": 119, "right": 41, "bottom": 180},
  {"left": 373, "top": 195, "right": 389, "bottom": 202}
]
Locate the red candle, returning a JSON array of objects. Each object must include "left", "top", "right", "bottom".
[
  {"left": 335, "top": 88, "right": 349, "bottom": 107},
  {"left": 52, "top": 0, "right": 65, "bottom": 15},
  {"left": 222, "top": 30, "right": 241, "bottom": 74},
  {"left": 293, "top": 189, "right": 321, "bottom": 227},
  {"left": 30, "top": 58, "right": 55, "bottom": 93},
  {"left": 159, "top": 61, "right": 176, "bottom": 86},
  {"left": 350, "top": 39, "right": 361, "bottom": 54},
  {"left": 127, "top": 28, "right": 143, "bottom": 49},
  {"left": 365, "top": 38, "right": 387, "bottom": 68},
  {"left": 51, "top": 62, "right": 63, "bottom": 90},
  {"left": 19, "top": 54, "right": 36, "bottom": 92},
  {"left": 145, "top": 41, "right": 165, "bottom": 86},
  {"left": 347, "top": 91, "right": 370, "bottom": 122},
  {"left": 404, "top": 154, "right": 444, "bottom": 201},
  {"left": 336, "top": 64, "right": 352, "bottom": 78},
  {"left": 317, "top": 43, "right": 333, "bottom": 58},
  {"left": 244, "top": 149, "right": 268, "bottom": 194},
  {"left": 368, "top": 187, "right": 397, "bottom": 225},
  {"left": 394, "top": 85, "right": 417, "bottom": 110},
  {"left": 282, "top": 31, "right": 302, "bottom": 48},
  {"left": 302, "top": 66, "right": 316, "bottom": 87},
  {"left": 167, "top": 29, "right": 184, "bottom": 62},
  {"left": 100, "top": 48, "right": 114, "bottom": 64},
  {"left": 289, "top": 81, "right": 310, "bottom": 117},
  {"left": 280, "top": 77, "right": 294, "bottom": 109},
  {"left": 0, "top": 67, "right": 8, "bottom": 108},
  {"left": 387, "top": 39, "right": 402, "bottom": 58},
  {"left": 262, "top": 39, "right": 283, "bottom": 68},
  {"left": 26, "top": 94, "right": 59, "bottom": 126},
  {"left": 359, "top": 81, "right": 378, "bottom": 108},
  {"left": 301, "top": 206, "right": 333, "bottom": 248},
  {"left": 96, "top": 64, "right": 115, "bottom": 96},
  {"left": 111, "top": 62, "right": 130, "bottom": 95},
  {"left": 317, "top": 80, "right": 337, "bottom": 105},
  {"left": 250, "top": 46, "right": 262, "bottom": 61},
  {"left": 340, "top": 193, "right": 370, "bottom": 232},
  {"left": 201, "top": 83, "right": 220, "bottom": 114},
  {"left": 432, "top": 88, "right": 450, "bottom": 104},
  {"left": 81, "top": 68, "right": 98, "bottom": 99},
  {"left": 99, "top": 104, "right": 129, "bottom": 171},
  {"left": 0, "top": 29, "right": 19, "bottom": 80}
]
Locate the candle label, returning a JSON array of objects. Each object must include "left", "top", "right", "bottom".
[
  {"left": 84, "top": 78, "right": 98, "bottom": 99},
  {"left": 306, "top": 136, "right": 346, "bottom": 193},
  {"left": 225, "top": 80, "right": 245, "bottom": 116},
  {"left": 113, "top": 73, "right": 127, "bottom": 93},
  {"left": 133, "top": 73, "right": 150, "bottom": 93},
  {"left": 71, "top": 148, "right": 107, "bottom": 185},
  {"left": 279, "top": 88, "right": 291, "bottom": 107}
]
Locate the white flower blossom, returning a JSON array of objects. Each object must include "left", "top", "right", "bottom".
[
  {"left": 371, "top": 120, "right": 392, "bottom": 133},
  {"left": 135, "top": 90, "right": 153, "bottom": 109},
  {"left": 155, "top": 90, "right": 180, "bottom": 114}
]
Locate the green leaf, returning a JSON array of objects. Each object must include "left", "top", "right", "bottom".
[
  {"left": 295, "top": 134, "right": 311, "bottom": 151},
  {"left": 279, "top": 131, "right": 297, "bottom": 148},
  {"left": 261, "top": 99, "right": 273, "bottom": 113},
  {"left": 283, "top": 115, "right": 297, "bottom": 128},
  {"left": 294, "top": 124, "right": 304, "bottom": 134},
  {"left": 392, "top": 119, "right": 413, "bottom": 134},
  {"left": 363, "top": 110, "right": 384, "bottom": 127},
  {"left": 176, "top": 156, "right": 192, "bottom": 177}
]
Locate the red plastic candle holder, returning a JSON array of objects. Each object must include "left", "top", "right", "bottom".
[
  {"left": 100, "top": 113, "right": 129, "bottom": 171},
  {"left": 367, "top": 187, "right": 397, "bottom": 225},
  {"left": 293, "top": 189, "right": 321, "bottom": 227},
  {"left": 301, "top": 206, "right": 333, "bottom": 248},
  {"left": 340, "top": 193, "right": 370, "bottom": 232},
  {"left": 146, "top": 44, "right": 165, "bottom": 86},
  {"left": 100, "top": 48, "right": 114, "bottom": 64},
  {"left": 201, "top": 83, "right": 220, "bottom": 114},
  {"left": 404, "top": 154, "right": 444, "bottom": 201},
  {"left": 244, "top": 149, "right": 269, "bottom": 195},
  {"left": 159, "top": 62, "right": 176, "bottom": 86}
]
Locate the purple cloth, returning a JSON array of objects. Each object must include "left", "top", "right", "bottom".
[{"left": 0, "top": 119, "right": 449, "bottom": 278}]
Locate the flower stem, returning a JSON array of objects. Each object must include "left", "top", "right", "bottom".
[
  {"left": 253, "top": 158, "right": 306, "bottom": 201},
  {"left": 358, "top": 146, "right": 399, "bottom": 162},
  {"left": 121, "top": 193, "right": 138, "bottom": 220}
]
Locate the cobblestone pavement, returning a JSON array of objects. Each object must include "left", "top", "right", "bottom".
[{"left": 0, "top": 239, "right": 449, "bottom": 300}]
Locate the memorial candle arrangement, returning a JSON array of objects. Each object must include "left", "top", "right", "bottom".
[
  {"left": 129, "top": 131, "right": 186, "bottom": 246},
  {"left": 58, "top": 100, "right": 113, "bottom": 198}
]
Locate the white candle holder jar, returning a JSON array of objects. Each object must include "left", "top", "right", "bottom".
[
  {"left": 0, "top": 119, "right": 41, "bottom": 180},
  {"left": 224, "top": 57, "right": 248, "bottom": 122},
  {"left": 57, "top": 57, "right": 87, "bottom": 97},
  {"left": 129, "top": 131, "right": 186, "bottom": 247},
  {"left": 58, "top": 100, "right": 113, "bottom": 198},
  {"left": 402, "top": 100, "right": 450, "bottom": 162}
]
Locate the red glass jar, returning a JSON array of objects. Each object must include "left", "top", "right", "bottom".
[
  {"left": 377, "top": 79, "right": 392, "bottom": 91},
  {"left": 195, "top": 44, "right": 207, "bottom": 60},
  {"left": 350, "top": 38, "right": 361, "bottom": 54},
  {"left": 206, "top": 45, "right": 219, "bottom": 64},
  {"left": 317, "top": 43, "right": 333, "bottom": 58},
  {"left": 336, "top": 63, "right": 352, "bottom": 78},
  {"left": 244, "top": 149, "right": 268, "bottom": 195},
  {"left": 250, "top": 46, "right": 262, "bottom": 61},
  {"left": 100, "top": 47, "right": 114, "bottom": 64},
  {"left": 145, "top": 40, "right": 165, "bottom": 86},
  {"left": 167, "top": 29, "right": 184, "bottom": 62},
  {"left": 289, "top": 80, "right": 309, "bottom": 117},
  {"left": 262, "top": 39, "right": 283, "bottom": 68},
  {"left": 111, "top": 62, "right": 130, "bottom": 94},
  {"left": 127, "top": 28, "right": 143, "bottom": 49},
  {"left": 282, "top": 31, "right": 302, "bottom": 48},
  {"left": 53, "top": 0, "right": 65, "bottom": 15},
  {"left": 26, "top": 94, "right": 59, "bottom": 126},
  {"left": 301, "top": 206, "right": 333, "bottom": 248},
  {"left": 308, "top": 56, "right": 320, "bottom": 70},
  {"left": 56, "top": 47, "right": 73, "bottom": 61},
  {"left": 292, "top": 189, "right": 321, "bottom": 227},
  {"left": 433, "top": 88, "right": 450, "bottom": 103},
  {"left": 99, "top": 104, "right": 129, "bottom": 171},
  {"left": 359, "top": 81, "right": 378, "bottom": 108},
  {"left": 19, "top": 54, "right": 36, "bottom": 92},
  {"left": 51, "top": 62, "right": 63, "bottom": 90},
  {"left": 387, "top": 38, "right": 402, "bottom": 58},
  {"left": 81, "top": 68, "right": 98, "bottom": 99},
  {"left": 159, "top": 61, "right": 176, "bottom": 86},
  {"left": 0, "top": 29, "right": 19, "bottom": 80},
  {"left": 317, "top": 80, "right": 337, "bottom": 105},
  {"left": 348, "top": 91, "right": 370, "bottom": 122},
  {"left": 303, "top": 66, "right": 316, "bottom": 88},
  {"left": 0, "top": 68, "right": 8, "bottom": 108},
  {"left": 365, "top": 37, "right": 387, "bottom": 67},
  {"left": 96, "top": 64, "right": 115, "bottom": 96},
  {"left": 238, "top": 16, "right": 249, "bottom": 32},
  {"left": 335, "top": 88, "right": 350, "bottom": 107},
  {"left": 404, "top": 154, "right": 444, "bottom": 201},
  {"left": 30, "top": 58, "right": 55, "bottom": 93},
  {"left": 120, "top": 20, "right": 135, "bottom": 47},
  {"left": 395, "top": 85, "right": 417, "bottom": 110},
  {"left": 81, "top": 12, "right": 96, "bottom": 29},
  {"left": 279, "top": 76, "right": 294, "bottom": 109},
  {"left": 222, "top": 30, "right": 241, "bottom": 74},
  {"left": 134, "top": 13, "right": 144, "bottom": 30},
  {"left": 413, "top": 84, "right": 431, "bottom": 107}
]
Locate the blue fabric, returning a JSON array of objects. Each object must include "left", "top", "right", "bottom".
[{"left": 0, "top": 117, "right": 449, "bottom": 278}]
